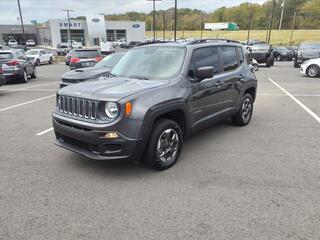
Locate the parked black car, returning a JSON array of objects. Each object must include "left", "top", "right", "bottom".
[
  {"left": 60, "top": 52, "right": 125, "bottom": 88},
  {"left": 0, "top": 64, "right": 7, "bottom": 86},
  {"left": 294, "top": 42, "right": 320, "bottom": 68},
  {"left": 0, "top": 50, "right": 36, "bottom": 83},
  {"left": 272, "top": 46, "right": 294, "bottom": 61},
  {"left": 68, "top": 49, "right": 103, "bottom": 69},
  {"left": 250, "top": 43, "right": 274, "bottom": 67},
  {"left": 53, "top": 39, "right": 257, "bottom": 170},
  {"left": 285, "top": 46, "right": 298, "bottom": 56}
]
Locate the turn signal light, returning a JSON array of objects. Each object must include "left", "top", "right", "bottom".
[{"left": 125, "top": 102, "right": 132, "bottom": 117}]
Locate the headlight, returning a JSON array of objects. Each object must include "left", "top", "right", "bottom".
[{"left": 105, "top": 102, "right": 119, "bottom": 119}]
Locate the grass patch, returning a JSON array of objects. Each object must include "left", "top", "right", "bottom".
[{"left": 146, "top": 30, "right": 320, "bottom": 45}]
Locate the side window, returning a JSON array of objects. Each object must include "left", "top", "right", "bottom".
[
  {"left": 41, "top": 50, "right": 46, "bottom": 55},
  {"left": 221, "top": 47, "right": 238, "bottom": 72},
  {"left": 189, "top": 47, "right": 219, "bottom": 78},
  {"left": 237, "top": 47, "right": 244, "bottom": 64}
]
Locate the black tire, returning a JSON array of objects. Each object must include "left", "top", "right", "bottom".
[
  {"left": 49, "top": 57, "right": 53, "bottom": 64},
  {"left": 306, "top": 65, "right": 320, "bottom": 78},
  {"left": 65, "top": 61, "right": 69, "bottom": 66},
  {"left": 20, "top": 69, "right": 29, "bottom": 83},
  {"left": 266, "top": 57, "right": 271, "bottom": 68},
  {"left": 35, "top": 59, "right": 40, "bottom": 66},
  {"left": 144, "top": 119, "right": 183, "bottom": 171},
  {"left": 30, "top": 67, "right": 37, "bottom": 78},
  {"left": 232, "top": 93, "right": 254, "bottom": 126},
  {"left": 276, "top": 55, "right": 282, "bottom": 61},
  {"left": 294, "top": 61, "right": 300, "bottom": 68}
]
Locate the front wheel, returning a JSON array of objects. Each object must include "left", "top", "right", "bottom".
[
  {"left": 49, "top": 57, "right": 53, "bottom": 64},
  {"left": 144, "top": 119, "right": 183, "bottom": 170},
  {"left": 307, "top": 65, "right": 320, "bottom": 78},
  {"left": 276, "top": 55, "right": 282, "bottom": 61},
  {"left": 35, "top": 59, "right": 40, "bottom": 66},
  {"left": 232, "top": 93, "right": 254, "bottom": 126},
  {"left": 266, "top": 57, "right": 272, "bottom": 68}
]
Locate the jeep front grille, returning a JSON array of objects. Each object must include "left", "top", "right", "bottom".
[{"left": 58, "top": 95, "right": 97, "bottom": 120}]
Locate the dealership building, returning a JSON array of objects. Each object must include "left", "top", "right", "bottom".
[{"left": 0, "top": 15, "right": 145, "bottom": 47}]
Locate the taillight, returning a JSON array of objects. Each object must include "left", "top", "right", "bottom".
[
  {"left": 70, "top": 57, "right": 80, "bottom": 63},
  {"left": 95, "top": 56, "right": 103, "bottom": 62},
  {"left": 7, "top": 60, "right": 19, "bottom": 66},
  {"left": 0, "top": 68, "right": 3, "bottom": 73}
]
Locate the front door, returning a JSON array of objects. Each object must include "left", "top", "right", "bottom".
[{"left": 187, "top": 46, "right": 227, "bottom": 127}]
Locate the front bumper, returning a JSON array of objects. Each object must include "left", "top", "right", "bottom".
[
  {"left": 53, "top": 114, "right": 142, "bottom": 161},
  {"left": 0, "top": 76, "right": 7, "bottom": 86}
]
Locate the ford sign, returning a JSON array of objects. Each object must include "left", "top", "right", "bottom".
[
  {"left": 92, "top": 18, "right": 100, "bottom": 23},
  {"left": 132, "top": 24, "right": 140, "bottom": 28}
]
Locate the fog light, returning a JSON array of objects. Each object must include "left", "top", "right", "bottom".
[{"left": 105, "top": 132, "right": 119, "bottom": 139}]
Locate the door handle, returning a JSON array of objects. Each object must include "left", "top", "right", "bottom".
[{"left": 214, "top": 81, "right": 224, "bottom": 87}]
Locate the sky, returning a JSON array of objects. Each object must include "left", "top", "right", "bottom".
[{"left": 0, "top": 0, "right": 266, "bottom": 25}]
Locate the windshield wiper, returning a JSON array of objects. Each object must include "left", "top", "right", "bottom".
[{"left": 129, "top": 76, "right": 150, "bottom": 80}]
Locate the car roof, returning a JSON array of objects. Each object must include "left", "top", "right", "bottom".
[{"left": 26, "top": 49, "right": 44, "bottom": 51}]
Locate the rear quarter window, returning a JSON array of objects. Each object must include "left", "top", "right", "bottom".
[{"left": 221, "top": 47, "right": 238, "bottom": 71}]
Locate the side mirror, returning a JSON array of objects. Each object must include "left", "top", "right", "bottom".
[{"left": 196, "top": 66, "right": 214, "bottom": 81}]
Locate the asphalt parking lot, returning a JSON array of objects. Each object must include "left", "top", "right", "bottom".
[{"left": 0, "top": 62, "right": 319, "bottom": 240}]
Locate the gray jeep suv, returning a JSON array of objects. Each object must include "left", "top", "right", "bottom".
[{"left": 53, "top": 39, "right": 257, "bottom": 170}]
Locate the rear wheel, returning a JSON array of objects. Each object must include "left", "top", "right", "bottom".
[
  {"left": 20, "top": 70, "right": 29, "bottom": 83},
  {"left": 144, "top": 119, "right": 183, "bottom": 170},
  {"left": 30, "top": 67, "right": 37, "bottom": 78},
  {"left": 306, "top": 65, "right": 320, "bottom": 78},
  {"left": 232, "top": 93, "right": 254, "bottom": 126},
  {"left": 294, "top": 61, "right": 300, "bottom": 68}
]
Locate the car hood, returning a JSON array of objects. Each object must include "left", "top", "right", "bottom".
[
  {"left": 62, "top": 67, "right": 111, "bottom": 81},
  {"left": 300, "top": 49, "right": 320, "bottom": 58},
  {"left": 58, "top": 77, "right": 169, "bottom": 101}
]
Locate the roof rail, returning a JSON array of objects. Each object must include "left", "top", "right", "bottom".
[
  {"left": 187, "top": 38, "right": 240, "bottom": 45},
  {"left": 137, "top": 40, "right": 174, "bottom": 47}
]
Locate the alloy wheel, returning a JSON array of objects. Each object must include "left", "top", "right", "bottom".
[
  {"left": 242, "top": 98, "right": 252, "bottom": 123},
  {"left": 308, "top": 66, "right": 318, "bottom": 77},
  {"left": 157, "top": 128, "right": 179, "bottom": 163}
]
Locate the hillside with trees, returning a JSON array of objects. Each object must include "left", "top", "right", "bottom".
[{"left": 105, "top": 0, "right": 320, "bottom": 31}]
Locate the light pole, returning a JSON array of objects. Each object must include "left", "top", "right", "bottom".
[
  {"left": 289, "top": 11, "right": 297, "bottom": 45},
  {"left": 17, "top": 0, "right": 26, "bottom": 44},
  {"left": 279, "top": 0, "right": 285, "bottom": 30},
  {"left": 200, "top": 15, "right": 204, "bottom": 38},
  {"left": 163, "top": 11, "right": 166, "bottom": 40},
  {"left": 267, "top": 0, "right": 276, "bottom": 44},
  {"left": 174, "top": 0, "right": 177, "bottom": 41},
  {"left": 147, "top": 0, "right": 162, "bottom": 41},
  {"left": 247, "top": 5, "right": 253, "bottom": 44},
  {"left": 62, "top": 9, "right": 74, "bottom": 46}
]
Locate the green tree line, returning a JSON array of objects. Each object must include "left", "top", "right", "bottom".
[{"left": 104, "top": 0, "right": 320, "bottom": 31}]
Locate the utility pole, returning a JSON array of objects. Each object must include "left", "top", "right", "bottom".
[
  {"left": 247, "top": 6, "right": 253, "bottom": 44},
  {"left": 174, "top": 0, "right": 178, "bottom": 41},
  {"left": 147, "top": 0, "right": 162, "bottom": 41},
  {"left": 289, "top": 11, "right": 297, "bottom": 45},
  {"left": 200, "top": 16, "right": 204, "bottom": 38},
  {"left": 62, "top": 9, "right": 74, "bottom": 47},
  {"left": 267, "top": 0, "right": 276, "bottom": 44},
  {"left": 163, "top": 12, "right": 166, "bottom": 40},
  {"left": 17, "top": 0, "right": 26, "bottom": 44},
  {"left": 279, "top": 0, "right": 285, "bottom": 30}
]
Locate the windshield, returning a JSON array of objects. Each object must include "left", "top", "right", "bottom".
[
  {"left": 0, "top": 52, "right": 13, "bottom": 59},
  {"left": 299, "top": 43, "right": 320, "bottom": 50},
  {"left": 252, "top": 44, "right": 270, "bottom": 51},
  {"left": 73, "top": 50, "right": 101, "bottom": 58},
  {"left": 95, "top": 53, "right": 124, "bottom": 68},
  {"left": 275, "top": 46, "right": 287, "bottom": 51},
  {"left": 111, "top": 46, "right": 186, "bottom": 80},
  {"left": 26, "top": 50, "right": 39, "bottom": 55}
]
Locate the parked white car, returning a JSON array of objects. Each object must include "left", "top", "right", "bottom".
[
  {"left": 25, "top": 49, "right": 54, "bottom": 66},
  {"left": 300, "top": 58, "right": 320, "bottom": 78},
  {"left": 8, "top": 39, "right": 18, "bottom": 46},
  {"left": 26, "top": 39, "right": 36, "bottom": 47}
]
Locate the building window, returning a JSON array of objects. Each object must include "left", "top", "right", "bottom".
[
  {"left": 60, "top": 29, "right": 85, "bottom": 44},
  {"left": 106, "top": 29, "right": 127, "bottom": 42}
]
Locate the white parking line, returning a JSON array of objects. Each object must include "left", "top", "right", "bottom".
[
  {"left": 0, "top": 94, "right": 55, "bottom": 112},
  {"left": 36, "top": 127, "right": 54, "bottom": 136},
  {"left": 268, "top": 77, "right": 320, "bottom": 124},
  {"left": 258, "top": 93, "right": 320, "bottom": 97},
  {"left": 0, "top": 88, "right": 57, "bottom": 92},
  {"left": 1, "top": 82, "right": 57, "bottom": 94}
]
